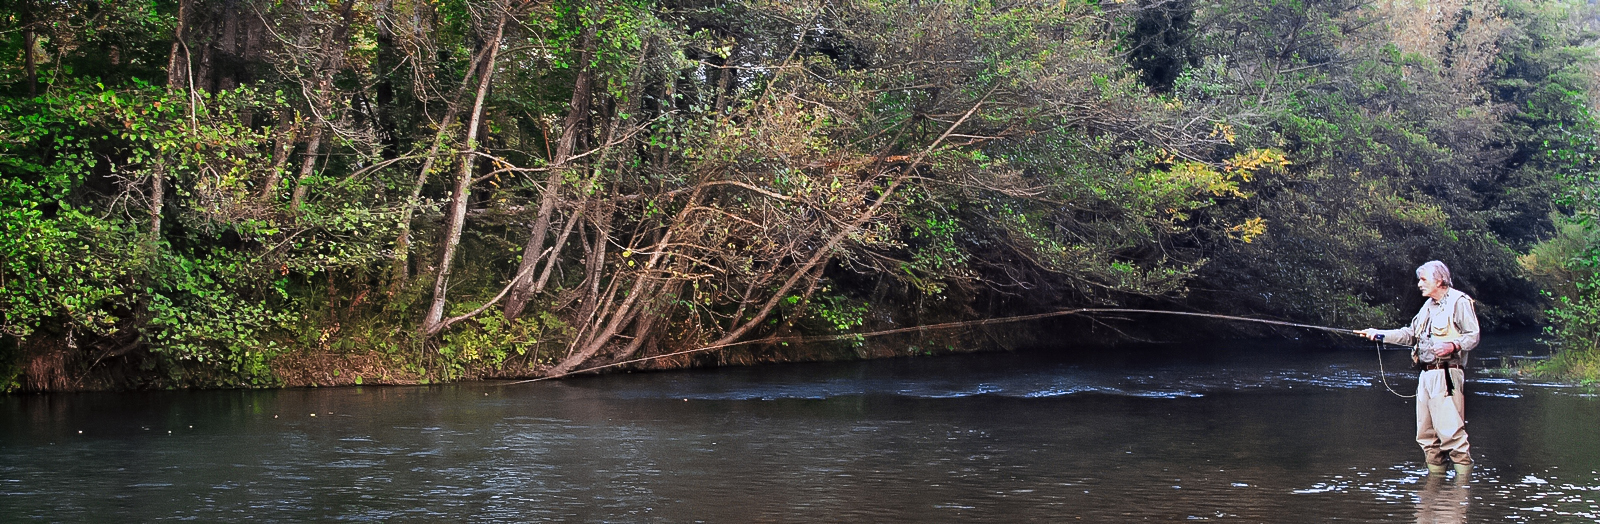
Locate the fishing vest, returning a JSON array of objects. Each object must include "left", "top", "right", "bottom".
[{"left": 1417, "top": 289, "right": 1473, "bottom": 367}]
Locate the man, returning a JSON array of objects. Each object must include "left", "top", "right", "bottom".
[{"left": 1359, "top": 260, "right": 1480, "bottom": 476}]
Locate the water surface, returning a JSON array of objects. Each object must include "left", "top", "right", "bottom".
[{"left": 3, "top": 334, "right": 1598, "bottom": 521}]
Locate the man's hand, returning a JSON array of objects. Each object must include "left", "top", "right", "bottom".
[
  {"left": 1434, "top": 342, "right": 1458, "bottom": 358},
  {"left": 1356, "top": 328, "right": 1381, "bottom": 340}
]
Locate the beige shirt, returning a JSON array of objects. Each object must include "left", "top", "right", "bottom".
[{"left": 1376, "top": 288, "right": 1480, "bottom": 366}]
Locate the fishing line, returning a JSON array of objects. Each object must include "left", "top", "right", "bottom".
[
  {"left": 503, "top": 308, "right": 1411, "bottom": 385},
  {"left": 1374, "top": 337, "right": 1417, "bottom": 398}
]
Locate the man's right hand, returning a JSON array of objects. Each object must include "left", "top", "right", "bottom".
[{"left": 1356, "top": 328, "right": 1381, "bottom": 340}]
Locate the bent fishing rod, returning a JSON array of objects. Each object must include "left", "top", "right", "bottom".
[{"left": 505, "top": 308, "right": 1409, "bottom": 385}]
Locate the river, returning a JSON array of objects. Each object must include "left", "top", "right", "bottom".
[{"left": 3, "top": 332, "right": 1598, "bottom": 521}]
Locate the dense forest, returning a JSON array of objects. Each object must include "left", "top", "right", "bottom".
[{"left": 2, "top": 0, "right": 1597, "bottom": 391}]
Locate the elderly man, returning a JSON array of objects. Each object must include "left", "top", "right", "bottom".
[{"left": 1359, "top": 260, "right": 1480, "bottom": 476}]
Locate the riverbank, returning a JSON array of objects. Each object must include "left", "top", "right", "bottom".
[
  {"left": 5, "top": 319, "right": 1041, "bottom": 392},
  {"left": 1513, "top": 347, "right": 1600, "bottom": 386},
  {"left": 11, "top": 320, "right": 1585, "bottom": 393}
]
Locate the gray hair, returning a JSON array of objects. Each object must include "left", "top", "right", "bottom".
[{"left": 1416, "top": 260, "right": 1452, "bottom": 288}]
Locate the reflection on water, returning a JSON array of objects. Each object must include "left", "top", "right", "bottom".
[
  {"left": 1415, "top": 473, "right": 1469, "bottom": 523},
  {"left": 2, "top": 333, "right": 1598, "bottom": 521}
]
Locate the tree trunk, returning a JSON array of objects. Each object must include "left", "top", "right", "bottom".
[
  {"left": 713, "top": 51, "right": 735, "bottom": 114},
  {"left": 166, "top": 0, "right": 190, "bottom": 92},
  {"left": 708, "top": 177, "right": 907, "bottom": 349},
  {"left": 502, "top": 25, "right": 599, "bottom": 321},
  {"left": 388, "top": 107, "right": 460, "bottom": 291},
  {"left": 289, "top": 125, "right": 323, "bottom": 210},
  {"left": 389, "top": 41, "right": 499, "bottom": 293},
  {"left": 552, "top": 96, "right": 986, "bottom": 375},
  {"left": 259, "top": 110, "right": 297, "bottom": 199},
  {"left": 373, "top": 0, "right": 400, "bottom": 159},
  {"left": 287, "top": 1, "right": 357, "bottom": 212},
  {"left": 22, "top": 0, "right": 36, "bottom": 97},
  {"left": 533, "top": 203, "right": 584, "bottom": 293},
  {"left": 577, "top": 209, "right": 613, "bottom": 336},
  {"left": 152, "top": 0, "right": 189, "bottom": 245},
  {"left": 421, "top": 14, "right": 510, "bottom": 335},
  {"left": 696, "top": 96, "right": 989, "bottom": 350},
  {"left": 546, "top": 189, "right": 704, "bottom": 376},
  {"left": 149, "top": 171, "right": 165, "bottom": 242}
]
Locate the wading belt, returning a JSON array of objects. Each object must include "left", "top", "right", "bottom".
[{"left": 1423, "top": 356, "right": 1457, "bottom": 397}]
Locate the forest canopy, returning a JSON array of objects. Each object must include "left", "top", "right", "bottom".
[{"left": 1, "top": 0, "right": 1597, "bottom": 390}]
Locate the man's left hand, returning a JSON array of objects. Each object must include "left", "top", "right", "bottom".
[{"left": 1433, "top": 342, "right": 1457, "bottom": 358}]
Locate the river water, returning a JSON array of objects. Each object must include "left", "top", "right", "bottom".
[{"left": 3, "top": 333, "right": 1598, "bottom": 522}]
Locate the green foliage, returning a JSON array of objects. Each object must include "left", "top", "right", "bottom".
[
  {"left": 438, "top": 309, "right": 560, "bottom": 378},
  {"left": 811, "top": 295, "right": 868, "bottom": 335},
  {"left": 1524, "top": 218, "right": 1600, "bottom": 382},
  {"left": 1, "top": 0, "right": 1596, "bottom": 389},
  {"left": 0, "top": 81, "right": 315, "bottom": 387},
  {"left": 1506, "top": 0, "right": 1600, "bottom": 383},
  {"left": 1154, "top": 0, "right": 1595, "bottom": 331},
  {"left": 0, "top": 192, "right": 129, "bottom": 338},
  {"left": 144, "top": 250, "right": 291, "bottom": 383}
]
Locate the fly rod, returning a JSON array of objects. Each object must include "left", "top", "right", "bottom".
[{"left": 505, "top": 308, "right": 1398, "bottom": 384}]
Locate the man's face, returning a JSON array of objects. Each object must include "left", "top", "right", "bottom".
[{"left": 1417, "top": 274, "right": 1444, "bottom": 298}]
